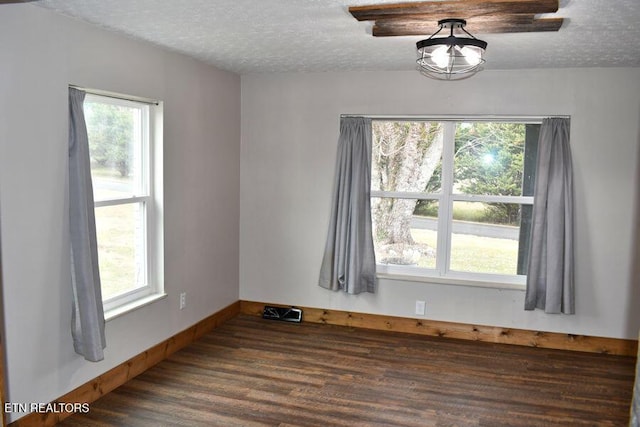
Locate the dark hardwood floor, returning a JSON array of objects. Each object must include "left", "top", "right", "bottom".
[{"left": 61, "top": 315, "right": 636, "bottom": 426}]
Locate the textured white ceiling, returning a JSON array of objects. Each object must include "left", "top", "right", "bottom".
[{"left": 35, "top": 0, "right": 640, "bottom": 74}]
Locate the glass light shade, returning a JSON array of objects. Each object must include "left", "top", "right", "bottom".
[
  {"left": 431, "top": 45, "right": 451, "bottom": 69},
  {"left": 416, "top": 19, "right": 487, "bottom": 81},
  {"left": 461, "top": 45, "right": 483, "bottom": 66}
]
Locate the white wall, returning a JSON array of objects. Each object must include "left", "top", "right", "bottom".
[
  {"left": 240, "top": 68, "right": 640, "bottom": 340},
  {"left": 0, "top": 5, "right": 240, "bottom": 422},
  {"left": 1, "top": 4, "right": 638, "bottom": 423}
]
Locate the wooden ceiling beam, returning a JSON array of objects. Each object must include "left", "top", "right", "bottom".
[
  {"left": 349, "top": 0, "right": 560, "bottom": 22},
  {"left": 373, "top": 17, "right": 564, "bottom": 36},
  {"left": 362, "top": 12, "right": 537, "bottom": 23}
]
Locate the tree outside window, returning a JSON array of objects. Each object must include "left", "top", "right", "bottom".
[{"left": 371, "top": 120, "right": 538, "bottom": 282}]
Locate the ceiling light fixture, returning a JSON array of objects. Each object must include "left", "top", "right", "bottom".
[{"left": 416, "top": 19, "right": 487, "bottom": 81}]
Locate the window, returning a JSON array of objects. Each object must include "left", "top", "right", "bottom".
[
  {"left": 371, "top": 120, "right": 539, "bottom": 286},
  {"left": 84, "top": 93, "right": 163, "bottom": 313}
]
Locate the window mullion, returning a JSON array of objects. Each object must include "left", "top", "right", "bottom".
[
  {"left": 451, "top": 194, "right": 534, "bottom": 204},
  {"left": 437, "top": 122, "right": 456, "bottom": 275},
  {"left": 371, "top": 190, "right": 440, "bottom": 199},
  {"left": 94, "top": 195, "right": 150, "bottom": 208}
]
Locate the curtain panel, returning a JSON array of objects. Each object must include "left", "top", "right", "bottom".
[
  {"left": 68, "top": 87, "right": 106, "bottom": 362},
  {"left": 525, "top": 117, "right": 574, "bottom": 314},
  {"left": 319, "top": 117, "right": 377, "bottom": 294}
]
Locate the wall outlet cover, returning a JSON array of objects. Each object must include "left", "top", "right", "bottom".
[{"left": 415, "top": 300, "right": 426, "bottom": 315}]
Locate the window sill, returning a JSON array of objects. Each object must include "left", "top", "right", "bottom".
[
  {"left": 105, "top": 292, "right": 168, "bottom": 322},
  {"left": 376, "top": 272, "right": 526, "bottom": 291}
]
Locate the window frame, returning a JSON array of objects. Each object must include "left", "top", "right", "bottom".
[
  {"left": 84, "top": 91, "right": 165, "bottom": 316},
  {"left": 370, "top": 117, "right": 542, "bottom": 289}
]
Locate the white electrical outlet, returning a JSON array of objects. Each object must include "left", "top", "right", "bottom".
[
  {"left": 179, "top": 292, "right": 186, "bottom": 310},
  {"left": 415, "top": 300, "right": 426, "bottom": 315}
]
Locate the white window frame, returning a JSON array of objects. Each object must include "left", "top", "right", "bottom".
[
  {"left": 84, "top": 91, "right": 165, "bottom": 318},
  {"left": 371, "top": 118, "right": 541, "bottom": 289}
]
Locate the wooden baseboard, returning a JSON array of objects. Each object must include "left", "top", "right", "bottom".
[
  {"left": 8, "top": 301, "right": 240, "bottom": 427},
  {"left": 9, "top": 299, "right": 636, "bottom": 426},
  {"left": 240, "top": 300, "right": 639, "bottom": 357}
]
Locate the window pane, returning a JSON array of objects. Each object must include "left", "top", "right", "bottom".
[
  {"left": 453, "top": 122, "right": 530, "bottom": 196},
  {"left": 85, "top": 100, "right": 147, "bottom": 201},
  {"left": 95, "top": 203, "right": 147, "bottom": 300},
  {"left": 449, "top": 201, "right": 529, "bottom": 275},
  {"left": 372, "top": 198, "right": 437, "bottom": 269},
  {"left": 371, "top": 121, "right": 444, "bottom": 193}
]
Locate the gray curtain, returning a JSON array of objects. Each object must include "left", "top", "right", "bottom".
[
  {"left": 525, "top": 117, "right": 574, "bottom": 314},
  {"left": 319, "top": 117, "right": 377, "bottom": 294},
  {"left": 69, "top": 88, "right": 106, "bottom": 362}
]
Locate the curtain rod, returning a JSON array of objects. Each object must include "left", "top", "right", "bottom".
[
  {"left": 340, "top": 114, "right": 570, "bottom": 122},
  {"left": 69, "top": 85, "right": 160, "bottom": 106}
]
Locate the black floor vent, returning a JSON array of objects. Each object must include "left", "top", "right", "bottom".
[{"left": 262, "top": 306, "right": 303, "bottom": 323}]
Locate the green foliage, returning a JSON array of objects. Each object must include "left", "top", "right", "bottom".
[
  {"left": 454, "top": 123, "right": 527, "bottom": 225},
  {"left": 415, "top": 201, "right": 499, "bottom": 223},
  {"left": 414, "top": 200, "right": 438, "bottom": 217},
  {"left": 415, "top": 123, "right": 532, "bottom": 225},
  {"left": 454, "top": 123, "right": 525, "bottom": 195},
  {"left": 85, "top": 102, "right": 134, "bottom": 177}
]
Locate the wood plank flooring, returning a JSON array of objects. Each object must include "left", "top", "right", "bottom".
[{"left": 61, "top": 315, "right": 636, "bottom": 426}]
